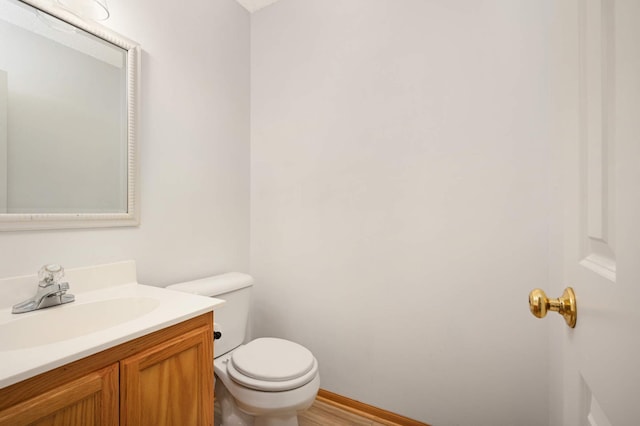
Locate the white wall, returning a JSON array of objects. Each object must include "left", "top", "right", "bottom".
[
  {"left": 0, "top": 69, "right": 6, "bottom": 212},
  {"left": 250, "top": 1, "right": 552, "bottom": 425},
  {"left": 0, "top": 0, "right": 250, "bottom": 286}
]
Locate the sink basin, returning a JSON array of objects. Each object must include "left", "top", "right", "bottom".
[{"left": 0, "top": 297, "right": 160, "bottom": 350}]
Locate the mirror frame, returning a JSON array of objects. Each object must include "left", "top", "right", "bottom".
[{"left": 0, "top": 0, "right": 139, "bottom": 231}]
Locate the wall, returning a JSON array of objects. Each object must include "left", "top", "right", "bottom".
[
  {"left": 0, "top": 69, "right": 6, "bottom": 212},
  {"left": 0, "top": 0, "right": 250, "bottom": 286},
  {"left": 250, "top": 1, "right": 552, "bottom": 425}
]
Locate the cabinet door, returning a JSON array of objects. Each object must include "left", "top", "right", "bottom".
[
  {"left": 120, "top": 323, "right": 213, "bottom": 426},
  {"left": 0, "top": 363, "right": 118, "bottom": 426}
]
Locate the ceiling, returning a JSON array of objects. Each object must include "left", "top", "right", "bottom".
[{"left": 234, "top": 0, "right": 282, "bottom": 13}]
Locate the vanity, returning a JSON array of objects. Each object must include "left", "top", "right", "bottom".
[{"left": 0, "top": 261, "right": 224, "bottom": 425}]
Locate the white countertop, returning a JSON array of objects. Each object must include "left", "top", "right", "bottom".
[{"left": 0, "top": 261, "right": 225, "bottom": 389}]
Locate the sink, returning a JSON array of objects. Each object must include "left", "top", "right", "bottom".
[
  {"left": 0, "top": 261, "right": 223, "bottom": 389},
  {"left": 0, "top": 297, "right": 160, "bottom": 350}
]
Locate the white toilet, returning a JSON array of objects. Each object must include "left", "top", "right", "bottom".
[{"left": 167, "top": 273, "right": 320, "bottom": 426}]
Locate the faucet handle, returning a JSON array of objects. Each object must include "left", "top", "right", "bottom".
[{"left": 38, "top": 264, "right": 64, "bottom": 286}]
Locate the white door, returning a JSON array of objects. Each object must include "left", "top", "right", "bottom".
[{"left": 545, "top": 1, "right": 640, "bottom": 425}]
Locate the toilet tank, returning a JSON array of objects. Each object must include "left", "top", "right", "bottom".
[{"left": 166, "top": 272, "right": 254, "bottom": 357}]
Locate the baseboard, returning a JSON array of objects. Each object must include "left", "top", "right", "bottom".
[{"left": 316, "top": 389, "right": 430, "bottom": 426}]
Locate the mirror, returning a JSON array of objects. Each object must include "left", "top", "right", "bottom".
[{"left": 0, "top": 0, "right": 138, "bottom": 230}]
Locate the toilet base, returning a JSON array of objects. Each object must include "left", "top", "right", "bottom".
[
  {"left": 217, "top": 380, "right": 255, "bottom": 426},
  {"left": 254, "top": 415, "right": 299, "bottom": 426},
  {"left": 216, "top": 377, "right": 303, "bottom": 426}
]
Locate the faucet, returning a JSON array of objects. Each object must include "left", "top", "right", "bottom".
[{"left": 12, "top": 264, "right": 75, "bottom": 314}]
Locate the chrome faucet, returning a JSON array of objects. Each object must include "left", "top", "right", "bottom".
[{"left": 12, "top": 264, "right": 75, "bottom": 314}]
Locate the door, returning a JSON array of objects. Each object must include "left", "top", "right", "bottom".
[
  {"left": 0, "top": 364, "right": 118, "bottom": 426},
  {"left": 119, "top": 324, "right": 214, "bottom": 426},
  {"left": 548, "top": 1, "right": 640, "bottom": 425}
]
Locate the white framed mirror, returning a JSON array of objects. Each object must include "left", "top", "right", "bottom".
[{"left": 0, "top": 0, "right": 139, "bottom": 231}]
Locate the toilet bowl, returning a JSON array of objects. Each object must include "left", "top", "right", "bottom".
[
  {"left": 167, "top": 273, "right": 320, "bottom": 426},
  {"left": 214, "top": 338, "right": 320, "bottom": 425}
]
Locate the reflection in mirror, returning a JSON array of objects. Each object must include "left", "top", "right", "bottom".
[{"left": 0, "top": 0, "right": 138, "bottom": 230}]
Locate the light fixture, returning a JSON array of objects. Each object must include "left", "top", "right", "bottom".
[{"left": 55, "top": 0, "right": 110, "bottom": 21}]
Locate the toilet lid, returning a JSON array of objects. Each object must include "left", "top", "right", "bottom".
[
  {"left": 231, "top": 338, "right": 315, "bottom": 381},
  {"left": 227, "top": 338, "right": 318, "bottom": 391}
]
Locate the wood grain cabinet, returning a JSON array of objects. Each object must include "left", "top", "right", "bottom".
[
  {"left": 0, "top": 364, "right": 118, "bottom": 426},
  {"left": 0, "top": 313, "right": 213, "bottom": 426}
]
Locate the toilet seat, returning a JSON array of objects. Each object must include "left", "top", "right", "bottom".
[{"left": 227, "top": 338, "right": 318, "bottom": 391}]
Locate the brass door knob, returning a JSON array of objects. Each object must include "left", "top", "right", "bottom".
[{"left": 528, "top": 287, "right": 577, "bottom": 328}]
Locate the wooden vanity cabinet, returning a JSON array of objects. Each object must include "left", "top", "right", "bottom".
[
  {"left": 0, "top": 313, "right": 214, "bottom": 426},
  {"left": 0, "top": 363, "right": 118, "bottom": 426},
  {"left": 120, "top": 321, "right": 213, "bottom": 426}
]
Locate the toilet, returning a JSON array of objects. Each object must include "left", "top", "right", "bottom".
[{"left": 167, "top": 273, "right": 320, "bottom": 426}]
